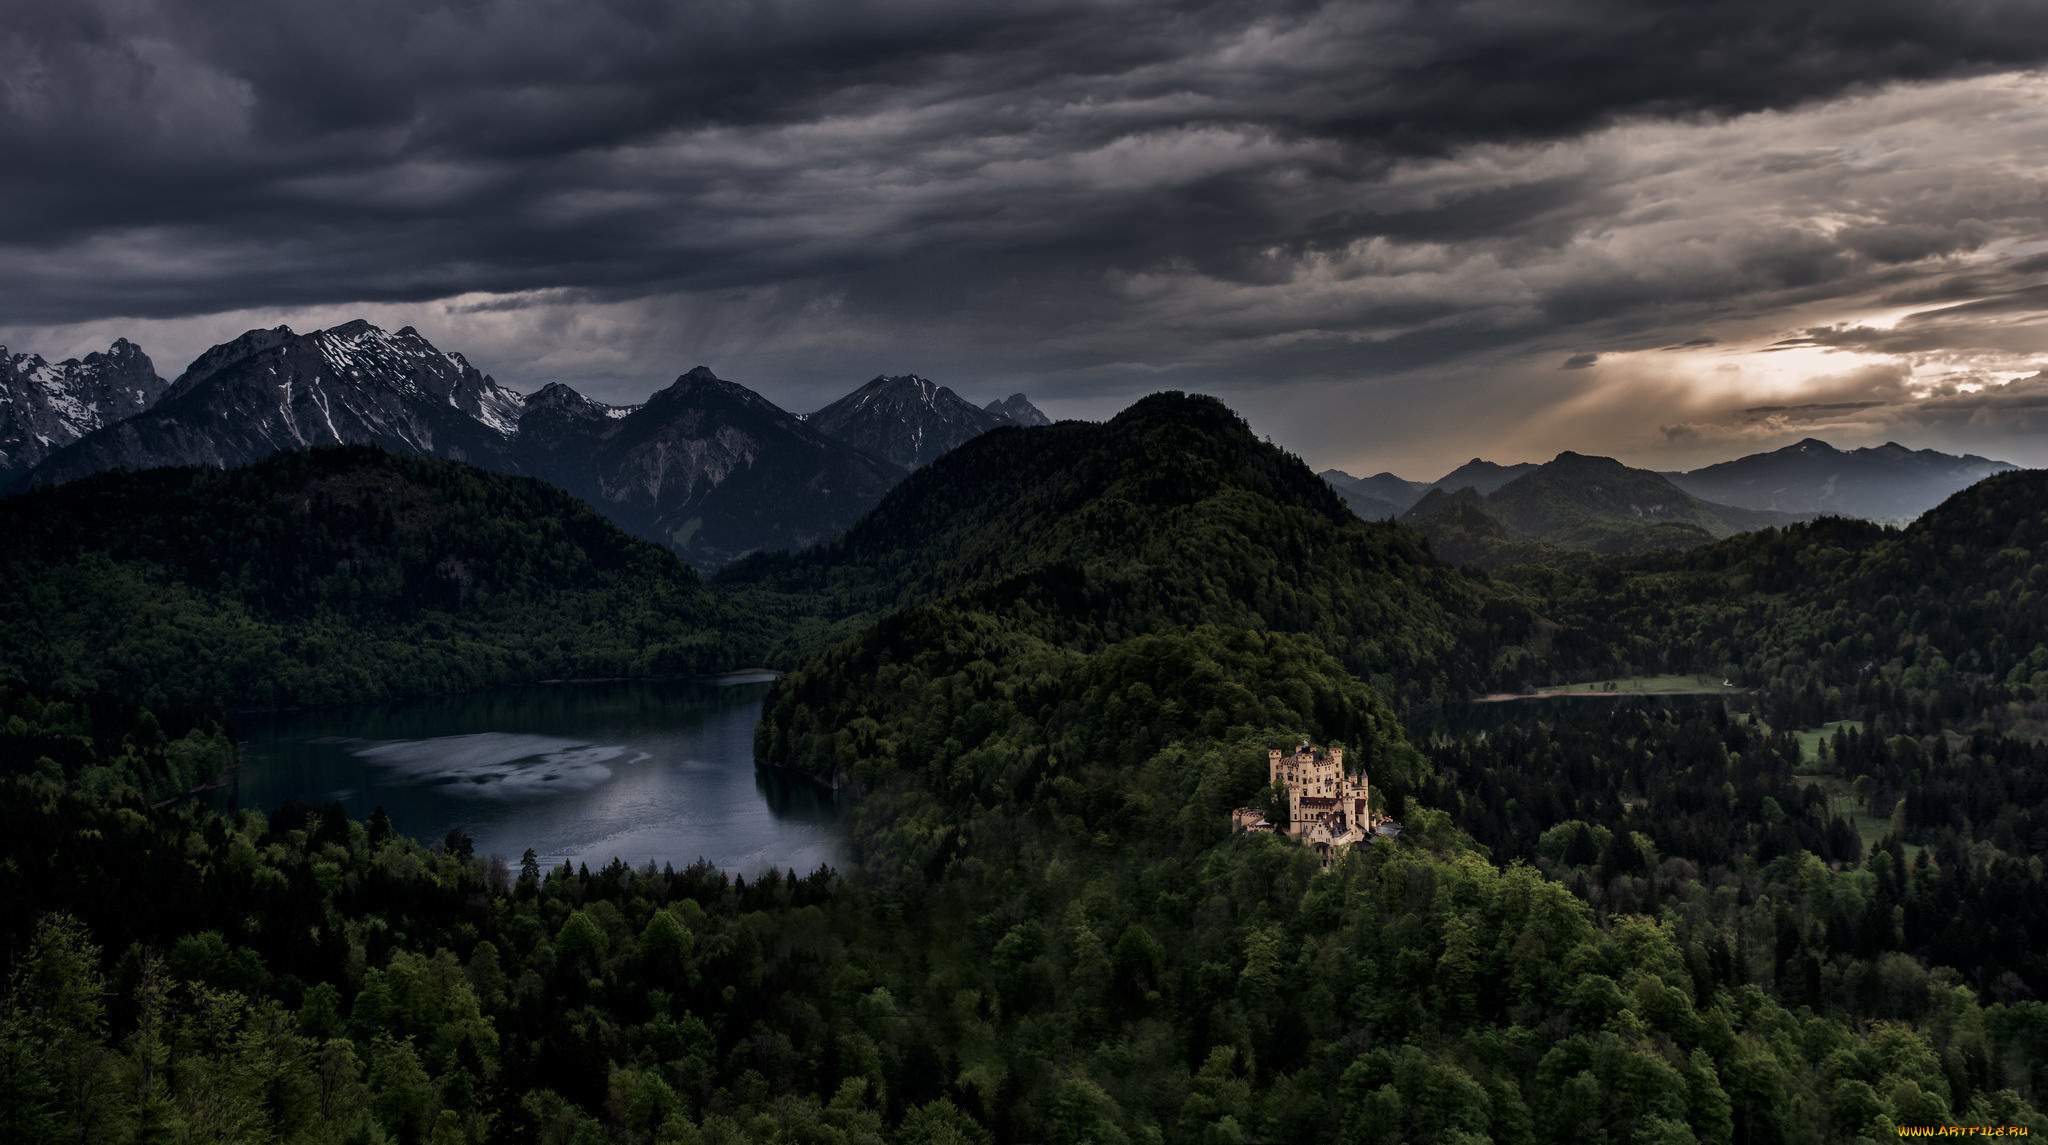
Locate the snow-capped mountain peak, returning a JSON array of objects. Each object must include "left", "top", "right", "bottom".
[
  {"left": 1, "top": 339, "right": 169, "bottom": 479},
  {"left": 24, "top": 320, "right": 526, "bottom": 488}
]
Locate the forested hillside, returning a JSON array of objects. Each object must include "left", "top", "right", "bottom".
[
  {"left": 729, "top": 393, "right": 1512, "bottom": 717},
  {"left": 1517, "top": 470, "right": 2048, "bottom": 730},
  {"left": 0, "top": 445, "right": 757, "bottom": 712},
  {"left": 744, "top": 405, "right": 2048, "bottom": 1141}
]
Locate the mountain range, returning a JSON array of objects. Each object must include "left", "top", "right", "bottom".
[
  {"left": 23, "top": 322, "right": 526, "bottom": 490},
  {"left": 1661, "top": 436, "right": 2015, "bottom": 521},
  {"left": 1325, "top": 437, "right": 2013, "bottom": 530},
  {"left": 0, "top": 317, "right": 2017, "bottom": 572},
  {"left": 518, "top": 366, "right": 909, "bottom": 569},
  {"left": 1397, "top": 450, "right": 1811, "bottom": 566},
  {"left": 5, "top": 321, "right": 1049, "bottom": 569}
]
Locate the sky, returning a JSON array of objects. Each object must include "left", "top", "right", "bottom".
[{"left": 6, "top": 0, "right": 2048, "bottom": 480}]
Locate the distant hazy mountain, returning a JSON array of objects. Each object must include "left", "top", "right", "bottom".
[
  {"left": 1401, "top": 485, "right": 1473, "bottom": 524},
  {"left": 1405, "top": 451, "right": 1809, "bottom": 565},
  {"left": 1320, "top": 460, "right": 1538, "bottom": 520},
  {"left": 984, "top": 393, "right": 1052, "bottom": 427},
  {"left": 1432, "top": 458, "right": 1539, "bottom": 496},
  {"left": 1485, "top": 452, "right": 1804, "bottom": 543},
  {"left": 1396, "top": 486, "right": 1559, "bottom": 569},
  {"left": 809, "top": 374, "right": 1009, "bottom": 470},
  {"left": 1665, "top": 437, "right": 2016, "bottom": 521},
  {"left": 1319, "top": 468, "right": 1431, "bottom": 519},
  {"left": 1330, "top": 488, "right": 1404, "bottom": 521},
  {"left": 1, "top": 339, "right": 167, "bottom": 484},
  {"left": 26, "top": 321, "right": 525, "bottom": 487},
  {"left": 532, "top": 368, "right": 906, "bottom": 569}
]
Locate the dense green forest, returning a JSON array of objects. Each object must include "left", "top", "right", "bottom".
[
  {"left": 3, "top": 400, "right": 2045, "bottom": 1141},
  {"left": 1507, "top": 470, "right": 2048, "bottom": 733},
  {"left": 0, "top": 447, "right": 759, "bottom": 715},
  {"left": 728, "top": 395, "right": 1511, "bottom": 720}
]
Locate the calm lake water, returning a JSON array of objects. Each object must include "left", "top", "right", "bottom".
[{"left": 220, "top": 675, "right": 839, "bottom": 875}]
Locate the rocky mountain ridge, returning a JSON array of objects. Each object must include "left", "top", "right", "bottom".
[
  {"left": 807, "top": 374, "right": 1010, "bottom": 470},
  {"left": 985, "top": 393, "right": 1052, "bottom": 427},
  {"left": 564, "top": 366, "right": 907, "bottom": 568},
  {"left": 24, "top": 321, "right": 527, "bottom": 489},
  {"left": 1, "top": 339, "right": 168, "bottom": 480},
  {"left": 14, "top": 322, "right": 974, "bottom": 568}
]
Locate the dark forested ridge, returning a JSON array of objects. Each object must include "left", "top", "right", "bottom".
[
  {"left": 0, "top": 445, "right": 760, "bottom": 728},
  {"left": 727, "top": 392, "right": 1510, "bottom": 718},
  {"left": 1515, "top": 469, "right": 2048, "bottom": 731},
  {"left": 2, "top": 395, "right": 2045, "bottom": 1143}
]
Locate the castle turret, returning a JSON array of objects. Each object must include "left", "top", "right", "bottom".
[{"left": 1254, "top": 740, "right": 1372, "bottom": 844}]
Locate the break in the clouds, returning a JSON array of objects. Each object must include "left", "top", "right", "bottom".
[{"left": 7, "top": 0, "right": 2048, "bottom": 476}]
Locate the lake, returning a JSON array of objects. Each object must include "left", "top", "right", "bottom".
[{"left": 219, "top": 674, "right": 839, "bottom": 875}]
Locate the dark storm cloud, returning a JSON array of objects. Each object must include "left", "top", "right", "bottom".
[
  {"left": 1728, "top": 373, "right": 2048, "bottom": 453},
  {"left": 1800, "top": 284, "right": 2048, "bottom": 357},
  {"left": 9, "top": 0, "right": 2048, "bottom": 327},
  {"left": 14, "top": 0, "right": 2048, "bottom": 480},
  {"left": 1837, "top": 220, "right": 1998, "bottom": 264}
]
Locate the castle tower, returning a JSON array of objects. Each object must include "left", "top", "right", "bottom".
[
  {"left": 1261, "top": 741, "right": 1372, "bottom": 839},
  {"left": 1238, "top": 739, "right": 1377, "bottom": 854}
]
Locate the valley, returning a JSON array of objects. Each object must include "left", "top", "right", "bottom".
[{"left": 0, "top": 363, "right": 2043, "bottom": 1143}]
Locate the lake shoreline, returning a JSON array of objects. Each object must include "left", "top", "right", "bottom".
[{"left": 221, "top": 674, "right": 837, "bottom": 875}]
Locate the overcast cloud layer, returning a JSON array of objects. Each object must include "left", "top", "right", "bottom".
[{"left": 7, "top": 0, "right": 2048, "bottom": 476}]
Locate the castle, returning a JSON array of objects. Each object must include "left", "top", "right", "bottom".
[{"left": 1232, "top": 741, "right": 1379, "bottom": 869}]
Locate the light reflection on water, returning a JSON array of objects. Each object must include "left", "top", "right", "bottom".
[
  {"left": 344, "top": 732, "right": 636, "bottom": 796},
  {"left": 221, "top": 677, "right": 838, "bottom": 876}
]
